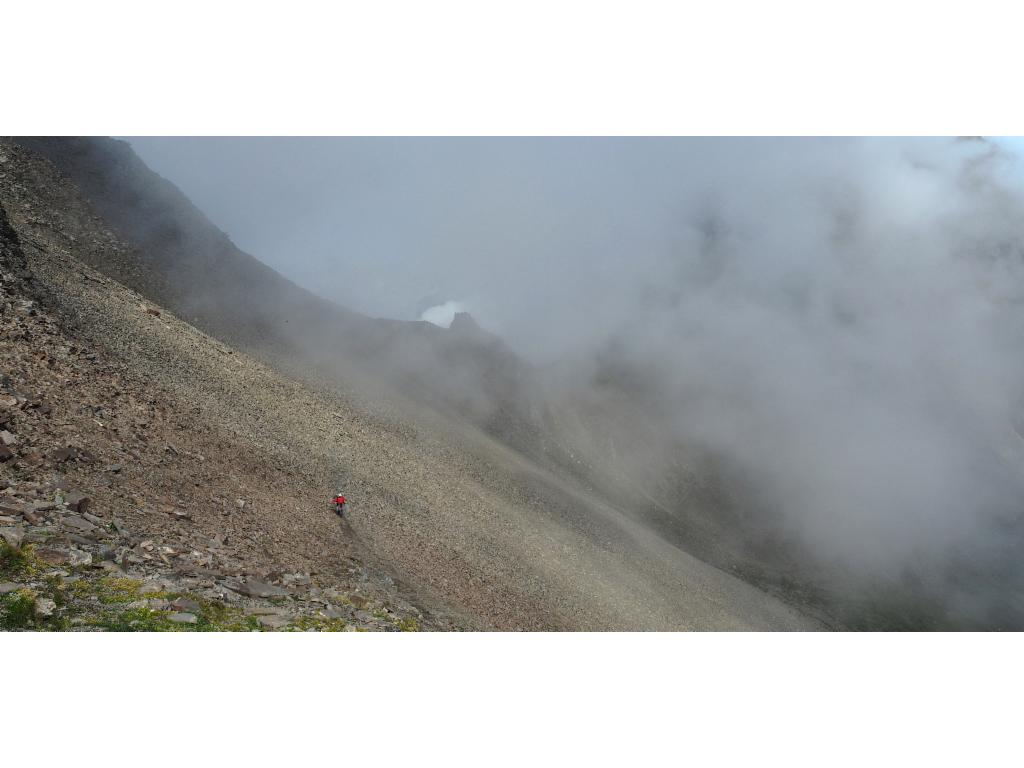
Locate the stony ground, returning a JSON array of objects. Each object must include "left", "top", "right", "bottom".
[{"left": 0, "top": 282, "right": 442, "bottom": 631}]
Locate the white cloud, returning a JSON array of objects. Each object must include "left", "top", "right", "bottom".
[{"left": 420, "top": 300, "right": 466, "bottom": 328}]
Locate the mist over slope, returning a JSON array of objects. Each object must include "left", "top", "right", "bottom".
[
  {"left": 143, "top": 136, "right": 1024, "bottom": 628},
  {"left": 628, "top": 140, "right": 1024, "bottom": 623},
  {"left": 16, "top": 137, "right": 544, "bottom": 441},
  {"left": 543, "top": 138, "right": 1024, "bottom": 627},
  {"left": 12, "top": 136, "right": 1024, "bottom": 628},
  {"left": 2, "top": 138, "right": 822, "bottom": 630}
]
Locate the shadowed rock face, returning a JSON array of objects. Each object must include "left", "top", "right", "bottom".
[
  {"left": 15, "top": 137, "right": 393, "bottom": 342},
  {"left": 0, "top": 201, "right": 28, "bottom": 283},
  {"left": 449, "top": 311, "right": 481, "bottom": 334}
]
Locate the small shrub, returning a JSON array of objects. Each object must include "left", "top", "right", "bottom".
[
  {"left": 396, "top": 617, "right": 421, "bottom": 632},
  {"left": 1, "top": 588, "right": 38, "bottom": 629},
  {"left": 0, "top": 541, "right": 31, "bottom": 579}
]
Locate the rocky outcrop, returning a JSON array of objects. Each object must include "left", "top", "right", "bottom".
[{"left": 449, "top": 311, "right": 481, "bottom": 334}]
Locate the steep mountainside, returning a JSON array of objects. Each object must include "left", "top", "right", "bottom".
[
  {"left": 1, "top": 137, "right": 825, "bottom": 630},
  {"left": 14, "top": 137, "right": 545, "bottom": 448},
  {"left": 0, "top": 193, "right": 446, "bottom": 631}
]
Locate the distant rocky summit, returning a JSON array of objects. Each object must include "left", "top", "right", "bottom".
[{"left": 449, "top": 311, "right": 481, "bottom": 334}]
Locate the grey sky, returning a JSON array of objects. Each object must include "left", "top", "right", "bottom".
[
  {"left": 128, "top": 137, "right": 669, "bottom": 356},
  {"left": 119, "top": 138, "right": 842, "bottom": 357},
  {"left": 126, "top": 137, "right": 1024, "bottom": 362}
]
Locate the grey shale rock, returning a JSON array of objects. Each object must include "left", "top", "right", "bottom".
[
  {"left": 82, "top": 512, "right": 106, "bottom": 527},
  {"left": 169, "top": 597, "right": 202, "bottom": 613},
  {"left": 65, "top": 491, "right": 91, "bottom": 514},
  {"left": 34, "top": 597, "right": 57, "bottom": 618},
  {"left": 67, "top": 548, "right": 93, "bottom": 566},
  {"left": 0, "top": 526, "right": 24, "bottom": 548},
  {"left": 324, "top": 605, "right": 350, "bottom": 620},
  {"left": 227, "top": 579, "right": 288, "bottom": 598},
  {"left": 33, "top": 547, "right": 72, "bottom": 565},
  {"left": 62, "top": 515, "right": 97, "bottom": 533},
  {"left": 0, "top": 501, "right": 28, "bottom": 516},
  {"left": 244, "top": 605, "right": 287, "bottom": 616}
]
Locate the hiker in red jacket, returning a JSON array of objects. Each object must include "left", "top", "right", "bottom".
[{"left": 333, "top": 493, "right": 347, "bottom": 516}]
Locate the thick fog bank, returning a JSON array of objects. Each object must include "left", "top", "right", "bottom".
[{"left": 129, "top": 137, "right": 1024, "bottom": 625}]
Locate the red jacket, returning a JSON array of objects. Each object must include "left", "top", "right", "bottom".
[{"left": 334, "top": 495, "right": 346, "bottom": 505}]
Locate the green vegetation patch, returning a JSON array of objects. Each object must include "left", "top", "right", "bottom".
[
  {"left": 1, "top": 588, "right": 38, "bottom": 630},
  {"left": 395, "top": 616, "right": 421, "bottom": 632},
  {"left": 89, "top": 607, "right": 182, "bottom": 632},
  {"left": 0, "top": 586, "right": 70, "bottom": 631},
  {"left": 290, "top": 615, "right": 347, "bottom": 632},
  {"left": 0, "top": 541, "right": 35, "bottom": 580},
  {"left": 95, "top": 576, "right": 145, "bottom": 604},
  {"left": 193, "top": 598, "right": 262, "bottom": 631},
  {"left": 0, "top": 549, "right": 376, "bottom": 632},
  {"left": 89, "top": 595, "right": 264, "bottom": 632}
]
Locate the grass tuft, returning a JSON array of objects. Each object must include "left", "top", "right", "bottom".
[
  {"left": 95, "top": 577, "right": 145, "bottom": 604},
  {"left": 291, "top": 615, "right": 346, "bottom": 632},
  {"left": 395, "top": 617, "right": 421, "bottom": 632},
  {"left": 0, "top": 541, "right": 33, "bottom": 580},
  {"left": 1, "top": 588, "right": 39, "bottom": 629}
]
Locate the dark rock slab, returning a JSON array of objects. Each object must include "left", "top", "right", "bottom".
[
  {"left": 225, "top": 579, "right": 289, "bottom": 598},
  {"left": 65, "top": 491, "right": 91, "bottom": 514}
]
